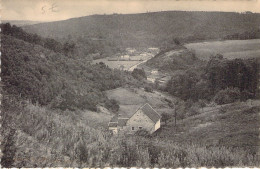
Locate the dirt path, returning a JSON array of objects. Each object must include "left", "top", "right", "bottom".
[{"left": 128, "top": 56, "right": 153, "bottom": 71}]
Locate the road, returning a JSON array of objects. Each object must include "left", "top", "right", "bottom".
[{"left": 128, "top": 56, "right": 153, "bottom": 71}]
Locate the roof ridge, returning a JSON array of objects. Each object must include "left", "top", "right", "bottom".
[
  {"left": 127, "top": 103, "right": 147, "bottom": 120},
  {"left": 145, "top": 103, "right": 161, "bottom": 117}
]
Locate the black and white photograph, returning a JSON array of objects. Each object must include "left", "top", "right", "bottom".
[{"left": 1, "top": 0, "right": 260, "bottom": 167}]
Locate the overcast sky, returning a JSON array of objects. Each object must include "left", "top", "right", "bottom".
[{"left": 1, "top": 0, "right": 260, "bottom": 21}]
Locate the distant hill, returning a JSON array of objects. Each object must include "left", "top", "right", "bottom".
[
  {"left": 23, "top": 11, "right": 260, "bottom": 48},
  {"left": 2, "top": 20, "right": 43, "bottom": 26}
]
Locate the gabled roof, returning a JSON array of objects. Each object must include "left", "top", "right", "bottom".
[{"left": 138, "top": 103, "right": 161, "bottom": 123}]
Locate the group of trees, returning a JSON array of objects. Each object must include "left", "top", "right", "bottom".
[
  {"left": 224, "top": 29, "right": 260, "bottom": 40},
  {"left": 166, "top": 54, "right": 259, "bottom": 104},
  {"left": 1, "top": 23, "right": 76, "bottom": 55}
]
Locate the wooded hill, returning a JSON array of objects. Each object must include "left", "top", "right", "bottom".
[
  {"left": 1, "top": 23, "right": 142, "bottom": 111},
  {"left": 23, "top": 11, "right": 260, "bottom": 49}
]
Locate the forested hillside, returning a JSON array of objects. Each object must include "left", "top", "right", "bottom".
[
  {"left": 146, "top": 45, "right": 259, "bottom": 103},
  {"left": 1, "top": 23, "right": 140, "bottom": 111},
  {"left": 23, "top": 11, "right": 260, "bottom": 50}
]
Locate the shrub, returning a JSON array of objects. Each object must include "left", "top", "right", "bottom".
[
  {"left": 134, "top": 129, "right": 150, "bottom": 137},
  {"left": 131, "top": 68, "right": 147, "bottom": 80},
  {"left": 104, "top": 99, "right": 119, "bottom": 113},
  {"left": 213, "top": 87, "right": 241, "bottom": 105},
  {"left": 144, "top": 85, "right": 153, "bottom": 93},
  {"left": 161, "top": 112, "right": 172, "bottom": 124}
]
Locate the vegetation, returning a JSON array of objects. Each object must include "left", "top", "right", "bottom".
[
  {"left": 131, "top": 68, "right": 147, "bottom": 80},
  {"left": 23, "top": 11, "right": 260, "bottom": 51},
  {"left": 224, "top": 29, "right": 260, "bottom": 40},
  {"left": 2, "top": 98, "right": 258, "bottom": 167},
  {"left": 185, "top": 39, "right": 260, "bottom": 61},
  {"left": 104, "top": 99, "right": 120, "bottom": 113},
  {"left": 165, "top": 54, "right": 259, "bottom": 103},
  {"left": 146, "top": 46, "right": 201, "bottom": 72},
  {"left": 1, "top": 23, "right": 75, "bottom": 56},
  {"left": 1, "top": 11, "right": 260, "bottom": 167},
  {"left": 1, "top": 23, "right": 140, "bottom": 111}
]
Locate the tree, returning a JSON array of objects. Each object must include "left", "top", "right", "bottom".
[
  {"left": 213, "top": 87, "right": 241, "bottom": 105},
  {"left": 131, "top": 68, "right": 147, "bottom": 80},
  {"left": 144, "top": 85, "right": 153, "bottom": 93},
  {"left": 161, "top": 112, "right": 171, "bottom": 125},
  {"left": 105, "top": 99, "right": 119, "bottom": 113}
]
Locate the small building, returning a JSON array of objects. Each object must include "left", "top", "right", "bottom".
[
  {"left": 120, "top": 55, "right": 130, "bottom": 60},
  {"left": 108, "top": 103, "right": 161, "bottom": 134}
]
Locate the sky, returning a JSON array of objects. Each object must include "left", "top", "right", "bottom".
[{"left": 1, "top": 0, "right": 260, "bottom": 21}]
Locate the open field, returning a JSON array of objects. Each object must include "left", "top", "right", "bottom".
[
  {"left": 185, "top": 39, "right": 260, "bottom": 60},
  {"left": 106, "top": 87, "right": 177, "bottom": 117},
  {"left": 155, "top": 100, "right": 260, "bottom": 149}
]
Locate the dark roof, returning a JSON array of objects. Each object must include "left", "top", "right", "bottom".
[
  {"left": 139, "top": 103, "right": 161, "bottom": 123},
  {"left": 108, "top": 122, "right": 118, "bottom": 127},
  {"left": 118, "top": 118, "right": 128, "bottom": 127}
]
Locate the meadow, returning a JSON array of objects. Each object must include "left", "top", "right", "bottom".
[
  {"left": 185, "top": 39, "right": 260, "bottom": 60},
  {"left": 106, "top": 87, "right": 176, "bottom": 117}
]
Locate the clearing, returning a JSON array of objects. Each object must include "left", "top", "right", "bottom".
[
  {"left": 185, "top": 39, "right": 260, "bottom": 60},
  {"left": 106, "top": 87, "right": 177, "bottom": 118}
]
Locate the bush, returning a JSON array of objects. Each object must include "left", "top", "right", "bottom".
[
  {"left": 105, "top": 99, "right": 119, "bottom": 113},
  {"left": 213, "top": 87, "right": 241, "bottom": 105},
  {"left": 161, "top": 112, "right": 172, "bottom": 124},
  {"left": 134, "top": 129, "right": 150, "bottom": 137},
  {"left": 144, "top": 85, "right": 153, "bottom": 93},
  {"left": 131, "top": 68, "right": 147, "bottom": 80}
]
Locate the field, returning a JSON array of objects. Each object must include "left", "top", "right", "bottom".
[
  {"left": 106, "top": 87, "right": 176, "bottom": 117},
  {"left": 185, "top": 39, "right": 260, "bottom": 60}
]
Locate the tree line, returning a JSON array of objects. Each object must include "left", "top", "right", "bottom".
[
  {"left": 1, "top": 23, "right": 76, "bottom": 56},
  {"left": 166, "top": 54, "right": 259, "bottom": 104}
]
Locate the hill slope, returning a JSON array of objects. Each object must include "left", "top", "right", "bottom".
[
  {"left": 2, "top": 20, "right": 42, "bottom": 26},
  {"left": 146, "top": 45, "right": 203, "bottom": 72},
  {"left": 23, "top": 11, "right": 260, "bottom": 48}
]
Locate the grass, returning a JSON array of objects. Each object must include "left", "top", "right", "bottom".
[
  {"left": 156, "top": 100, "right": 260, "bottom": 152},
  {"left": 1, "top": 97, "right": 259, "bottom": 167},
  {"left": 106, "top": 87, "right": 177, "bottom": 116},
  {"left": 185, "top": 39, "right": 260, "bottom": 60}
]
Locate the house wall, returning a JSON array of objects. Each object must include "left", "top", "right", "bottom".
[
  {"left": 154, "top": 119, "right": 160, "bottom": 132},
  {"left": 125, "top": 109, "right": 155, "bottom": 134}
]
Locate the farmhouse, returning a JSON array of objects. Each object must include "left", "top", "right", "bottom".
[{"left": 108, "top": 103, "right": 161, "bottom": 134}]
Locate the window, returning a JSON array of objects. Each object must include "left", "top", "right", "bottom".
[
  {"left": 132, "top": 127, "right": 135, "bottom": 130},
  {"left": 139, "top": 126, "right": 142, "bottom": 130}
]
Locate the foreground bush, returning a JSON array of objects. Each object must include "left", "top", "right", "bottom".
[{"left": 213, "top": 87, "right": 241, "bottom": 105}]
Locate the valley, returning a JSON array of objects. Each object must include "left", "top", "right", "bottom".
[{"left": 1, "top": 10, "right": 260, "bottom": 167}]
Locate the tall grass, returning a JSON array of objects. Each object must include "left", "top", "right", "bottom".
[{"left": 1, "top": 98, "right": 259, "bottom": 167}]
